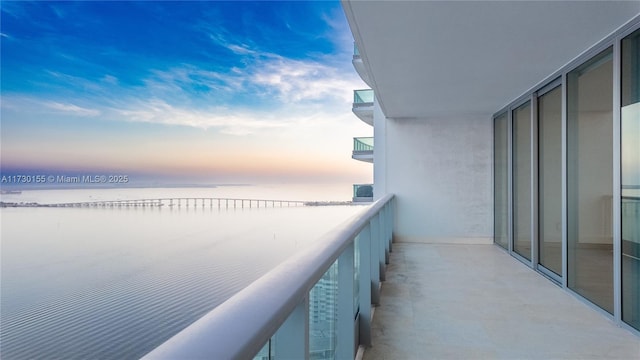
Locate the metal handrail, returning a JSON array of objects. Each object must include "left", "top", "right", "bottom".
[
  {"left": 143, "top": 194, "right": 394, "bottom": 359},
  {"left": 353, "top": 137, "right": 374, "bottom": 152}
]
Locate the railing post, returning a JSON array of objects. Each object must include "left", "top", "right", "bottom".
[
  {"left": 383, "top": 205, "right": 390, "bottom": 264},
  {"left": 384, "top": 199, "right": 394, "bottom": 253},
  {"left": 274, "top": 297, "right": 309, "bottom": 360},
  {"left": 337, "top": 242, "right": 355, "bottom": 360},
  {"left": 358, "top": 224, "right": 372, "bottom": 346},
  {"left": 370, "top": 217, "right": 383, "bottom": 291},
  {"left": 377, "top": 214, "right": 386, "bottom": 281}
]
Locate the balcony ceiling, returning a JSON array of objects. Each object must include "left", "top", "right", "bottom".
[{"left": 342, "top": 1, "right": 640, "bottom": 119}]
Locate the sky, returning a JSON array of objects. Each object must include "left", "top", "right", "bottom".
[{"left": 0, "top": 1, "right": 372, "bottom": 185}]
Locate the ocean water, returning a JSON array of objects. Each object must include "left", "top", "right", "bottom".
[
  {"left": 0, "top": 185, "right": 366, "bottom": 359},
  {"left": 0, "top": 182, "right": 355, "bottom": 204}
]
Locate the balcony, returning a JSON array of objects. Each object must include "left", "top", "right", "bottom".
[
  {"left": 352, "top": 44, "right": 373, "bottom": 87},
  {"left": 352, "top": 89, "right": 374, "bottom": 126},
  {"left": 353, "top": 184, "right": 373, "bottom": 203},
  {"left": 142, "top": 193, "right": 639, "bottom": 360},
  {"left": 352, "top": 137, "right": 373, "bottom": 163},
  {"left": 362, "top": 242, "right": 640, "bottom": 359},
  {"left": 143, "top": 195, "right": 395, "bottom": 360}
]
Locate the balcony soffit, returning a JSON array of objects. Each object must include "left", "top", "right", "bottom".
[{"left": 342, "top": 0, "right": 640, "bottom": 120}]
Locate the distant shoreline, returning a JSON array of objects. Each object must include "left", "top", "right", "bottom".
[
  {"left": 1, "top": 199, "right": 356, "bottom": 208},
  {"left": 0, "top": 183, "right": 252, "bottom": 191}
]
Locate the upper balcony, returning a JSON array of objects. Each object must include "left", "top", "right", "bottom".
[
  {"left": 352, "top": 183, "right": 373, "bottom": 203},
  {"left": 352, "top": 89, "right": 374, "bottom": 126},
  {"left": 352, "top": 137, "right": 373, "bottom": 163},
  {"left": 352, "top": 44, "right": 373, "bottom": 87}
]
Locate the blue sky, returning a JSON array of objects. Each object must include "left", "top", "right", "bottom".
[{"left": 1, "top": 1, "right": 371, "bottom": 184}]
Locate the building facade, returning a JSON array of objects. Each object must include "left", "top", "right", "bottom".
[{"left": 343, "top": 0, "right": 640, "bottom": 334}]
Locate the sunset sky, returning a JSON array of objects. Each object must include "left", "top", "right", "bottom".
[{"left": 0, "top": 1, "right": 372, "bottom": 185}]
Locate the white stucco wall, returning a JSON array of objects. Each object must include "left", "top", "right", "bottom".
[{"left": 383, "top": 115, "right": 493, "bottom": 244}]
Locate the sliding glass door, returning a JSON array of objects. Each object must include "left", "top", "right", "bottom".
[
  {"left": 538, "top": 85, "right": 563, "bottom": 277},
  {"left": 513, "top": 102, "right": 532, "bottom": 261},
  {"left": 494, "top": 113, "right": 509, "bottom": 249},
  {"left": 567, "top": 47, "right": 614, "bottom": 314},
  {"left": 491, "top": 23, "right": 640, "bottom": 327},
  {"left": 621, "top": 29, "right": 640, "bottom": 331}
]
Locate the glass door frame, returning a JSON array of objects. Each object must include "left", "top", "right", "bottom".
[
  {"left": 510, "top": 95, "right": 535, "bottom": 266},
  {"left": 535, "top": 78, "right": 564, "bottom": 284}
]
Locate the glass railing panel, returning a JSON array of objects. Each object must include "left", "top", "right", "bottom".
[
  {"left": 353, "top": 43, "right": 360, "bottom": 57},
  {"left": 353, "top": 137, "right": 374, "bottom": 152},
  {"left": 354, "top": 234, "right": 360, "bottom": 316},
  {"left": 353, "top": 184, "right": 373, "bottom": 198},
  {"left": 353, "top": 89, "right": 374, "bottom": 104},
  {"left": 253, "top": 339, "right": 273, "bottom": 360},
  {"left": 309, "top": 261, "right": 338, "bottom": 360}
]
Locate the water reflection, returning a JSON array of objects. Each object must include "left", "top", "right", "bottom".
[{"left": 1, "top": 203, "right": 364, "bottom": 359}]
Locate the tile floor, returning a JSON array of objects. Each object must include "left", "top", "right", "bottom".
[{"left": 362, "top": 243, "right": 640, "bottom": 360}]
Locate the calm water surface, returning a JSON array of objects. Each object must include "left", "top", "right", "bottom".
[{"left": 1, "top": 185, "right": 366, "bottom": 359}]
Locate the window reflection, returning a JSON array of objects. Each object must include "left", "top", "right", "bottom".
[
  {"left": 621, "top": 29, "right": 640, "bottom": 331},
  {"left": 538, "top": 86, "right": 563, "bottom": 276},
  {"left": 513, "top": 102, "right": 532, "bottom": 261},
  {"left": 567, "top": 48, "right": 614, "bottom": 314}
]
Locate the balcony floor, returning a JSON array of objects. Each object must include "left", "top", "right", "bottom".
[{"left": 364, "top": 243, "right": 640, "bottom": 359}]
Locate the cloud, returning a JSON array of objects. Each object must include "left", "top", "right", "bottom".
[
  {"left": 192, "top": 18, "right": 362, "bottom": 105},
  {"left": 2, "top": 1, "right": 368, "bottom": 134},
  {"left": 101, "top": 75, "right": 119, "bottom": 85},
  {"left": 1, "top": 97, "right": 101, "bottom": 117},
  {"left": 206, "top": 28, "right": 257, "bottom": 55},
  {"left": 126, "top": 43, "right": 364, "bottom": 120},
  {"left": 44, "top": 102, "right": 101, "bottom": 117},
  {"left": 138, "top": 48, "right": 362, "bottom": 109},
  {"left": 145, "top": 65, "right": 244, "bottom": 98},
  {"left": 226, "top": 44, "right": 256, "bottom": 55},
  {"left": 251, "top": 55, "right": 357, "bottom": 103},
  {"left": 44, "top": 70, "right": 106, "bottom": 94},
  {"left": 113, "top": 99, "right": 286, "bottom": 135},
  {"left": 108, "top": 93, "right": 365, "bottom": 137}
]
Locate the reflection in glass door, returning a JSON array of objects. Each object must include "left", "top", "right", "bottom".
[
  {"left": 621, "top": 29, "right": 640, "bottom": 331},
  {"left": 538, "top": 86, "right": 563, "bottom": 276},
  {"left": 567, "top": 47, "right": 614, "bottom": 314},
  {"left": 513, "top": 102, "right": 532, "bottom": 261}
]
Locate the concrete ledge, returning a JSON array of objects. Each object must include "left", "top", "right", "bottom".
[{"left": 394, "top": 236, "right": 493, "bottom": 245}]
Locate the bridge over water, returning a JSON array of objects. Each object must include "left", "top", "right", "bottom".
[
  {"left": 40, "top": 198, "right": 308, "bottom": 209},
  {"left": 37, "top": 198, "right": 352, "bottom": 209}
]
